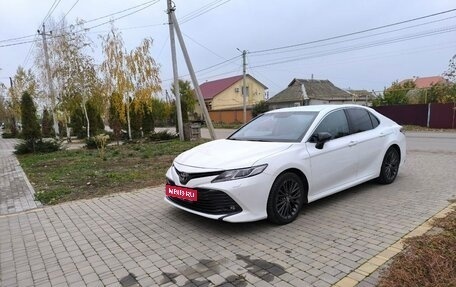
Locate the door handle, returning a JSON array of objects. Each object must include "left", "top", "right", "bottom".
[{"left": 348, "top": 141, "right": 357, "bottom": 147}]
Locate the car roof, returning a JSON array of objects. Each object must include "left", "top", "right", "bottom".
[{"left": 266, "top": 104, "right": 366, "bottom": 114}]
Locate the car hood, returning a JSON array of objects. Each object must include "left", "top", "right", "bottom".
[{"left": 174, "top": 139, "right": 293, "bottom": 170}]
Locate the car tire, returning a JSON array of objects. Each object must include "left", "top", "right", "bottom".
[
  {"left": 267, "top": 172, "right": 305, "bottom": 225},
  {"left": 377, "top": 147, "right": 400, "bottom": 184}
]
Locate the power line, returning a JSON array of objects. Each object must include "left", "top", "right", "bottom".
[
  {"left": 74, "top": 0, "right": 160, "bottom": 31},
  {"left": 42, "top": 0, "right": 63, "bottom": 25},
  {"left": 57, "top": 0, "right": 81, "bottom": 26},
  {"left": 161, "top": 55, "right": 240, "bottom": 83},
  {"left": 179, "top": 0, "right": 224, "bottom": 21},
  {"left": 0, "top": 34, "right": 36, "bottom": 44},
  {"left": 0, "top": 0, "right": 161, "bottom": 49},
  {"left": 1, "top": 0, "right": 160, "bottom": 44},
  {"left": 3, "top": 0, "right": 226, "bottom": 51},
  {"left": 75, "top": 0, "right": 158, "bottom": 26},
  {"left": 251, "top": 41, "right": 456, "bottom": 86},
  {"left": 249, "top": 26, "right": 456, "bottom": 69},
  {"left": 249, "top": 8, "right": 456, "bottom": 54},
  {"left": 0, "top": 39, "right": 39, "bottom": 48},
  {"left": 251, "top": 25, "right": 456, "bottom": 66},
  {"left": 249, "top": 15, "right": 456, "bottom": 58},
  {"left": 180, "top": 0, "right": 231, "bottom": 24},
  {"left": 22, "top": 39, "right": 38, "bottom": 67},
  {"left": 182, "top": 32, "right": 227, "bottom": 61},
  {"left": 21, "top": 0, "right": 63, "bottom": 69}
]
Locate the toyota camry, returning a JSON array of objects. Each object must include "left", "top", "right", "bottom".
[{"left": 165, "top": 105, "right": 406, "bottom": 224}]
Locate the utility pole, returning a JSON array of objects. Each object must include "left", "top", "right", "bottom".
[
  {"left": 38, "top": 24, "right": 59, "bottom": 137},
  {"left": 170, "top": 10, "right": 216, "bottom": 140},
  {"left": 167, "top": 0, "right": 184, "bottom": 141},
  {"left": 241, "top": 50, "right": 247, "bottom": 123}
]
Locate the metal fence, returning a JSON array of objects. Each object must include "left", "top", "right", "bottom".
[
  {"left": 209, "top": 108, "right": 253, "bottom": 124},
  {"left": 374, "top": 103, "right": 456, "bottom": 129}
]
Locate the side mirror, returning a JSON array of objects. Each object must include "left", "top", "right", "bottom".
[{"left": 312, "top": 132, "right": 332, "bottom": 149}]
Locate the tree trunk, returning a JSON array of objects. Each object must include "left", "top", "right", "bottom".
[
  {"left": 66, "top": 115, "right": 72, "bottom": 143},
  {"left": 52, "top": 110, "right": 59, "bottom": 139},
  {"left": 82, "top": 101, "right": 90, "bottom": 138},
  {"left": 126, "top": 102, "right": 131, "bottom": 140}
]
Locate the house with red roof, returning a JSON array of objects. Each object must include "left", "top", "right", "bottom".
[
  {"left": 198, "top": 74, "right": 268, "bottom": 111},
  {"left": 399, "top": 76, "right": 450, "bottom": 104},
  {"left": 399, "top": 76, "right": 448, "bottom": 88}
]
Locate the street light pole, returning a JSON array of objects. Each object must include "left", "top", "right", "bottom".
[{"left": 241, "top": 50, "right": 247, "bottom": 123}]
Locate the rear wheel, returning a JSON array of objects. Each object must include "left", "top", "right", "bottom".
[
  {"left": 267, "top": 172, "right": 305, "bottom": 224},
  {"left": 377, "top": 147, "right": 400, "bottom": 184}
]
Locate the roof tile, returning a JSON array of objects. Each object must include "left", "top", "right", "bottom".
[{"left": 200, "top": 75, "right": 243, "bottom": 100}]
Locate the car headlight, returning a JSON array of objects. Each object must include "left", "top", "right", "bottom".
[{"left": 211, "top": 164, "right": 268, "bottom": 183}]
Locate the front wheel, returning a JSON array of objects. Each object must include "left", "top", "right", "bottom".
[
  {"left": 267, "top": 172, "right": 305, "bottom": 225},
  {"left": 377, "top": 147, "right": 400, "bottom": 184}
]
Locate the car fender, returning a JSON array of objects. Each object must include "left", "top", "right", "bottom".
[{"left": 254, "top": 144, "right": 313, "bottom": 195}]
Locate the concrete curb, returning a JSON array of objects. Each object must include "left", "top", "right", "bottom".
[
  {"left": 332, "top": 202, "right": 456, "bottom": 287},
  {"left": 18, "top": 162, "right": 43, "bottom": 207}
]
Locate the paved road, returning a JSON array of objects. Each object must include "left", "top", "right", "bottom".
[
  {"left": 0, "top": 132, "right": 455, "bottom": 286},
  {"left": 405, "top": 131, "right": 456, "bottom": 153},
  {"left": 0, "top": 137, "right": 41, "bottom": 215}
]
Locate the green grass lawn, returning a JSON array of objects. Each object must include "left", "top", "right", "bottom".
[{"left": 18, "top": 140, "right": 206, "bottom": 205}]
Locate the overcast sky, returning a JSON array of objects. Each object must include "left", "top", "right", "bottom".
[{"left": 1, "top": 0, "right": 455, "bottom": 98}]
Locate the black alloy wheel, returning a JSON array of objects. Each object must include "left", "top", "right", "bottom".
[
  {"left": 267, "top": 172, "right": 305, "bottom": 224},
  {"left": 377, "top": 147, "right": 400, "bottom": 184}
]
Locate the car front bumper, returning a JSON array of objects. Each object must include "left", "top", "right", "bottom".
[{"left": 164, "top": 164, "right": 273, "bottom": 222}]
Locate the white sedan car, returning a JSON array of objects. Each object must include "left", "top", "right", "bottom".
[{"left": 165, "top": 105, "right": 406, "bottom": 224}]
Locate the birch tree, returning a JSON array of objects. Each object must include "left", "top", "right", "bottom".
[
  {"left": 444, "top": 54, "right": 456, "bottom": 82},
  {"left": 101, "top": 26, "right": 161, "bottom": 140},
  {"left": 35, "top": 18, "right": 104, "bottom": 139}
]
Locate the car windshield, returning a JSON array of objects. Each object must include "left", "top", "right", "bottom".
[{"left": 228, "top": 111, "right": 318, "bottom": 142}]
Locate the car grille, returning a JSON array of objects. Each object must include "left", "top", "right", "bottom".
[{"left": 166, "top": 179, "right": 242, "bottom": 215}]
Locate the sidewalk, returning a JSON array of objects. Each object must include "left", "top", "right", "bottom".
[{"left": 0, "top": 136, "right": 41, "bottom": 215}]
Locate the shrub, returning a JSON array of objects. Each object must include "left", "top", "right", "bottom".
[
  {"left": 14, "top": 139, "right": 61, "bottom": 154},
  {"left": 148, "top": 130, "right": 178, "bottom": 141},
  {"left": 93, "top": 134, "right": 110, "bottom": 160},
  {"left": 86, "top": 134, "right": 111, "bottom": 152},
  {"left": 252, "top": 100, "right": 269, "bottom": 117},
  {"left": 2, "top": 132, "right": 16, "bottom": 139},
  {"left": 85, "top": 137, "right": 98, "bottom": 149}
]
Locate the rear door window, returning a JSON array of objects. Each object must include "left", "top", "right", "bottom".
[
  {"left": 369, "top": 113, "right": 380, "bottom": 128},
  {"left": 347, "top": 108, "right": 374, "bottom": 133}
]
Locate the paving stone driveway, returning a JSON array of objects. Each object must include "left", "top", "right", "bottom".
[
  {"left": 1, "top": 149, "right": 455, "bottom": 286},
  {"left": 0, "top": 138, "right": 41, "bottom": 215}
]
